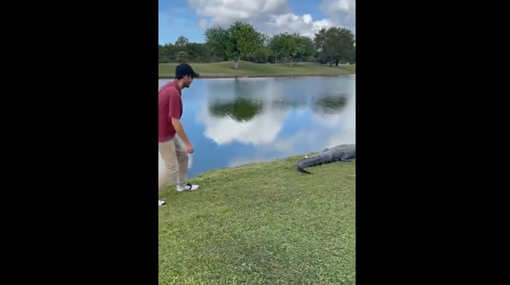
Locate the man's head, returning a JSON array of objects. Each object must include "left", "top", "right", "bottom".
[{"left": 175, "top": 63, "right": 199, "bottom": 89}]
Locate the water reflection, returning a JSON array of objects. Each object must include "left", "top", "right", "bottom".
[
  {"left": 209, "top": 98, "right": 264, "bottom": 122},
  {"left": 196, "top": 78, "right": 289, "bottom": 146},
  {"left": 271, "top": 99, "right": 308, "bottom": 112},
  {"left": 313, "top": 95, "right": 348, "bottom": 114},
  {"left": 159, "top": 76, "right": 355, "bottom": 178}
]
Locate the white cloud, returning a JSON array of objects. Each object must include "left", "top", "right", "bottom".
[
  {"left": 197, "top": 109, "right": 287, "bottom": 146},
  {"left": 227, "top": 130, "right": 313, "bottom": 167},
  {"left": 187, "top": 0, "right": 353, "bottom": 38},
  {"left": 188, "top": 0, "right": 289, "bottom": 27},
  {"left": 265, "top": 13, "right": 337, "bottom": 38},
  {"left": 320, "top": 0, "right": 355, "bottom": 31},
  {"left": 197, "top": 19, "right": 208, "bottom": 29}
]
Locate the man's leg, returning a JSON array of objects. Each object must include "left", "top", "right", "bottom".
[
  {"left": 158, "top": 138, "right": 179, "bottom": 187},
  {"left": 174, "top": 135, "right": 199, "bottom": 191}
]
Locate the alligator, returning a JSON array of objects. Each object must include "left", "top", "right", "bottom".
[{"left": 297, "top": 144, "right": 355, "bottom": 174}]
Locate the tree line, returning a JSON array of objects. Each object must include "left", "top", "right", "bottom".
[{"left": 159, "top": 21, "right": 355, "bottom": 68}]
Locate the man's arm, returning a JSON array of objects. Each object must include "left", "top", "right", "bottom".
[
  {"left": 168, "top": 90, "right": 191, "bottom": 146},
  {"left": 171, "top": 118, "right": 191, "bottom": 146}
]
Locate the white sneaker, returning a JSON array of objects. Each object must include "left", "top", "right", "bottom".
[
  {"left": 176, "top": 183, "right": 199, "bottom": 192},
  {"left": 158, "top": 199, "right": 165, "bottom": 206}
]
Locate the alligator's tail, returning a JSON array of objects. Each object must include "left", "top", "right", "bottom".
[
  {"left": 297, "top": 155, "right": 324, "bottom": 174},
  {"left": 297, "top": 164, "right": 313, "bottom": 174}
]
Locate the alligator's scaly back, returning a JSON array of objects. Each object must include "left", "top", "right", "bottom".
[{"left": 297, "top": 144, "right": 355, "bottom": 174}]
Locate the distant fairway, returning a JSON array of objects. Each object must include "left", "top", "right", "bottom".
[{"left": 159, "top": 61, "right": 355, "bottom": 78}]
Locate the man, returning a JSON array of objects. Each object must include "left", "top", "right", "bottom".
[{"left": 158, "top": 63, "right": 200, "bottom": 192}]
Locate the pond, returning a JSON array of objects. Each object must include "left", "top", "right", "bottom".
[{"left": 158, "top": 75, "right": 356, "bottom": 178}]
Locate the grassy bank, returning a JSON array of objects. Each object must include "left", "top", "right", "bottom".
[
  {"left": 159, "top": 61, "right": 355, "bottom": 79},
  {"left": 159, "top": 154, "right": 356, "bottom": 285}
]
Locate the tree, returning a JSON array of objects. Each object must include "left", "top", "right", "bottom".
[
  {"left": 269, "top": 33, "right": 315, "bottom": 65},
  {"left": 258, "top": 33, "right": 273, "bottom": 63},
  {"left": 314, "top": 27, "right": 355, "bottom": 66},
  {"left": 249, "top": 33, "right": 271, "bottom": 63},
  {"left": 176, "top": 51, "right": 188, "bottom": 63},
  {"left": 158, "top": 43, "right": 176, "bottom": 63},
  {"left": 158, "top": 44, "right": 167, "bottom": 63},
  {"left": 269, "top": 34, "right": 285, "bottom": 64},
  {"left": 205, "top": 21, "right": 265, "bottom": 69},
  {"left": 157, "top": 24, "right": 355, "bottom": 65},
  {"left": 186, "top": 42, "right": 208, "bottom": 62},
  {"left": 294, "top": 35, "right": 315, "bottom": 63},
  {"left": 173, "top": 36, "right": 189, "bottom": 63},
  {"left": 271, "top": 33, "right": 297, "bottom": 65},
  {"left": 174, "top": 36, "right": 189, "bottom": 48},
  {"left": 204, "top": 26, "right": 230, "bottom": 62}
]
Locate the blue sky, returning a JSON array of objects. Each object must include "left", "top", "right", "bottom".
[
  {"left": 158, "top": 4, "right": 203, "bottom": 44},
  {"left": 159, "top": 0, "right": 355, "bottom": 45}
]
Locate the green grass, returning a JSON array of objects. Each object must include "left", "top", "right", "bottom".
[
  {"left": 159, "top": 154, "right": 356, "bottom": 285},
  {"left": 159, "top": 61, "right": 355, "bottom": 79}
]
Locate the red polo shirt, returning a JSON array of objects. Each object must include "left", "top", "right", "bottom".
[{"left": 158, "top": 80, "right": 183, "bottom": 142}]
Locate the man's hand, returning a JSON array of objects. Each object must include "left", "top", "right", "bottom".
[
  {"left": 171, "top": 118, "right": 193, "bottom": 153},
  {"left": 185, "top": 143, "right": 194, "bottom": 154}
]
